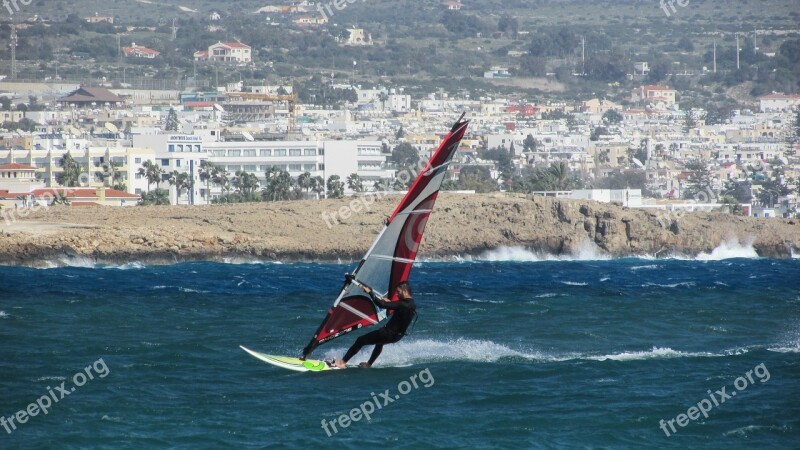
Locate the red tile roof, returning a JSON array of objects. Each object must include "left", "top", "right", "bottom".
[
  {"left": 220, "top": 41, "right": 250, "bottom": 49},
  {"left": 70, "top": 201, "right": 102, "bottom": 206},
  {"left": 25, "top": 188, "right": 140, "bottom": 199},
  {"left": 0, "top": 163, "right": 37, "bottom": 170}
]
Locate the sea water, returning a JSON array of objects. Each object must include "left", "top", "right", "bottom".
[{"left": 1, "top": 251, "right": 798, "bottom": 448}]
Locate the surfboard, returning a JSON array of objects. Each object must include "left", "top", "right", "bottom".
[{"left": 239, "top": 346, "right": 341, "bottom": 372}]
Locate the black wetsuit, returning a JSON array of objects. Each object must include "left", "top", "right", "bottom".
[{"left": 341, "top": 293, "right": 416, "bottom": 366}]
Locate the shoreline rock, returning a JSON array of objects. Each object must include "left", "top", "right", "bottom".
[{"left": 1, "top": 194, "right": 798, "bottom": 267}]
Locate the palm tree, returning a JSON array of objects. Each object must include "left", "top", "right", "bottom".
[
  {"left": 137, "top": 160, "right": 163, "bottom": 193},
  {"left": 263, "top": 167, "right": 293, "bottom": 201},
  {"left": 310, "top": 175, "right": 325, "bottom": 199},
  {"left": 168, "top": 171, "right": 194, "bottom": 205},
  {"left": 297, "top": 172, "right": 313, "bottom": 198},
  {"left": 548, "top": 162, "right": 573, "bottom": 191},
  {"left": 346, "top": 173, "right": 364, "bottom": 193},
  {"left": 57, "top": 152, "right": 81, "bottom": 187},
  {"left": 211, "top": 165, "right": 230, "bottom": 197},
  {"left": 233, "top": 170, "right": 260, "bottom": 200},
  {"left": 327, "top": 175, "right": 345, "bottom": 199},
  {"left": 198, "top": 160, "right": 216, "bottom": 202},
  {"left": 100, "top": 161, "right": 124, "bottom": 189}
]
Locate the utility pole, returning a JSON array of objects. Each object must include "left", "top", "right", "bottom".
[
  {"left": 735, "top": 33, "right": 740, "bottom": 70},
  {"left": 10, "top": 23, "right": 18, "bottom": 80},
  {"left": 753, "top": 28, "right": 757, "bottom": 53},
  {"left": 171, "top": 18, "right": 178, "bottom": 41},
  {"left": 581, "top": 36, "right": 586, "bottom": 75},
  {"left": 713, "top": 38, "right": 717, "bottom": 73}
]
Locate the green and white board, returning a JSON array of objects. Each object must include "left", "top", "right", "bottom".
[{"left": 240, "top": 346, "right": 342, "bottom": 372}]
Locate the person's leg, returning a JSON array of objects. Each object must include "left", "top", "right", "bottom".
[
  {"left": 366, "top": 344, "right": 384, "bottom": 367},
  {"left": 338, "top": 329, "right": 385, "bottom": 366}
]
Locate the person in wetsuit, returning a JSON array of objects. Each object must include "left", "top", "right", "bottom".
[{"left": 335, "top": 281, "right": 416, "bottom": 369}]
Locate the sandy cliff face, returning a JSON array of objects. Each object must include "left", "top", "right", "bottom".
[{"left": 0, "top": 194, "right": 797, "bottom": 266}]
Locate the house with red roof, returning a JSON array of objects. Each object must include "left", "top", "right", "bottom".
[
  {"left": 0, "top": 163, "right": 44, "bottom": 193},
  {"left": 123, "top": 43, "right": 161, "bottom": 59},
  {"left": 0, "top": 187, "right": 141, "bottom": 209},
  {"left": 194, "top": 41, "right": 252, "bottom": 63},
  {"left": 631, "top": 85, "right": 677, "bottom": 108}
]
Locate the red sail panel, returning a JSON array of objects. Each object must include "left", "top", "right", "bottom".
[
  {"left": 313, "top": 296, "right": 380, "bottom": 345},
  {"left": 389, "top": 119, "right": 469, "bottom": 222}
]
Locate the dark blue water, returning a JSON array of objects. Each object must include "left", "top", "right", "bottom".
[{"left": 1, "top": 256, "right": 798, "bottom": 448}]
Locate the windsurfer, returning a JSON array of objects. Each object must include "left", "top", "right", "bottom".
[{"left": 335, "top": 281, "right": 416, "bottom": 369}]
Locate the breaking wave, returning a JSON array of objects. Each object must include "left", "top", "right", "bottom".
[
  {"left": 320, "top": 339, "right": 752, "bottom": 367},
  {"left": 696, "top": 238, "right": 759, "bottom": 261}
]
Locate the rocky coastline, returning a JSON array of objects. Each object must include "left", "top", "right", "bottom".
[{"left": 1, "top": 194, "right": 798, "bottom": 267}]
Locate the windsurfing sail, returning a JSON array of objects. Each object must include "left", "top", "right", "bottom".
[{"left": 302, "top": 114, "right": 469, "bottom": 358}]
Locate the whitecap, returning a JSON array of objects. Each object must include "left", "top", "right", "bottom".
[
  {"left": 560, "top": 281, "right": 588, "bottom": 286},
  {"left": 0, "top": 311, "right": 8, "bottom": 319},
  {"left": 586, "top": 346, "right": 715, "bottom": 362},
  {"left": 696, "top": 237, "right": 759, "bottom": 261}
]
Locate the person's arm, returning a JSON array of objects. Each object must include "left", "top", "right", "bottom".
[{"left": 363, "top": 286, "right": 408, "bottom": 310}]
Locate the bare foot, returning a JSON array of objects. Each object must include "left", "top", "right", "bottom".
[
  {"left": 359, "top": 362, "right": 371, "bottom": 369},
  {"left": 335, "top": 359, "right": 347, "bottom": 369}
]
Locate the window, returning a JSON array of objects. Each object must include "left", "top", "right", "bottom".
[
  {"left": 228, "top": 150, "right": 241, "bottom": 157},
  {"left": 195, "top": 145, "right": 201, "bottom": 153},
  {"left": 176, "top": 160, "right": 181, "bottom": 167},
  {"left": 168, "top": 144, "right": 175, "bottom": 153},
  {"left": 228, "top": 165, "right": 241, "bottom": 172},
  {"left": 135, "top": 173, "right": 143, "bottom": 179},
  {"left": 213, "top": 150, "right": 226, "bottom": 157},
  {"left": 289, "top": 149, "right": 301, "bottom": 156},
  {"left": 243, "top": 149, "right": 256, "bottom": 157},
  {"left": 161, "top": 159, "right": 169, "bottom": 167},
  {"left": 135, "top": 157, "right": 142, "bottom": 164},
  {"left": 274, "top": 149, "right": 287, "bottom": 156},
  {"left": 304, "top": 148, "right": 316, "bottom": 156},
  {"left": 260, "top": 149, "right": 271, "bottom": 157},
  {"left": 304, "top": 164, "right": 316, "bottom": 171},
  {"left": 135, "top": 188, "right": 142, "bottom": 195},
  {"left": 288, "top": 164, "right": 302, "bottom": 172},
  {"left": 244, "top": 165, "right": 257, "bottom": 172},
  {"left": 260, "top": 165, "right": 269, "bottom": 172}
]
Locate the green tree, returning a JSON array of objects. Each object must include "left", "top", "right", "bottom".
[
  {"left": 168, "top": 171, "right": 194, "bottom": 204},
  {"left": 346, "top": 173, "right": 364, "bottom": 193},
  {"left": 391, "top": 142, "right": 420, "bottom": 170},
  {"left": 326, "top": 175, "right": 345, "bottom": 199},
  {"left": 211, "top": 165, "right": 231, "bottom": 197},
  {"left": 682, "top": 161, "right": 715, "bottom": 201},
  {"left": 263, "top": 167, "right": 293, "bottom": 201},
  {"left": 198, "top": 160, "right": 216, "bottom": 202},
  {"left": 310, "top": 175, "right": 325, "bottom": 199},
  {"left": 140, "top": 188, "right": 170, "bottom": 206},
  {"left": 137, "top": 160, "right": 164, "bottom": 193},
  {"left": 523, "top": 134, "right": 537, "bottom": 152},
  {"left": 297, "top": 172, "right": 313, "bottom": 197},
  {"left": 456, "top": 166, "right": 496, "bottom": 193},
  {"left": 57, "top": 152, "right": 81, "bottom": 187},
  {"left": 164, "top": 107, "right": 179, "bottom": 131},
  {"left": 232, "top": 170, "right": 260, "bottom": 200},
  {"left": 602, "top": 109, "right": 623, "bottom": 124}
]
